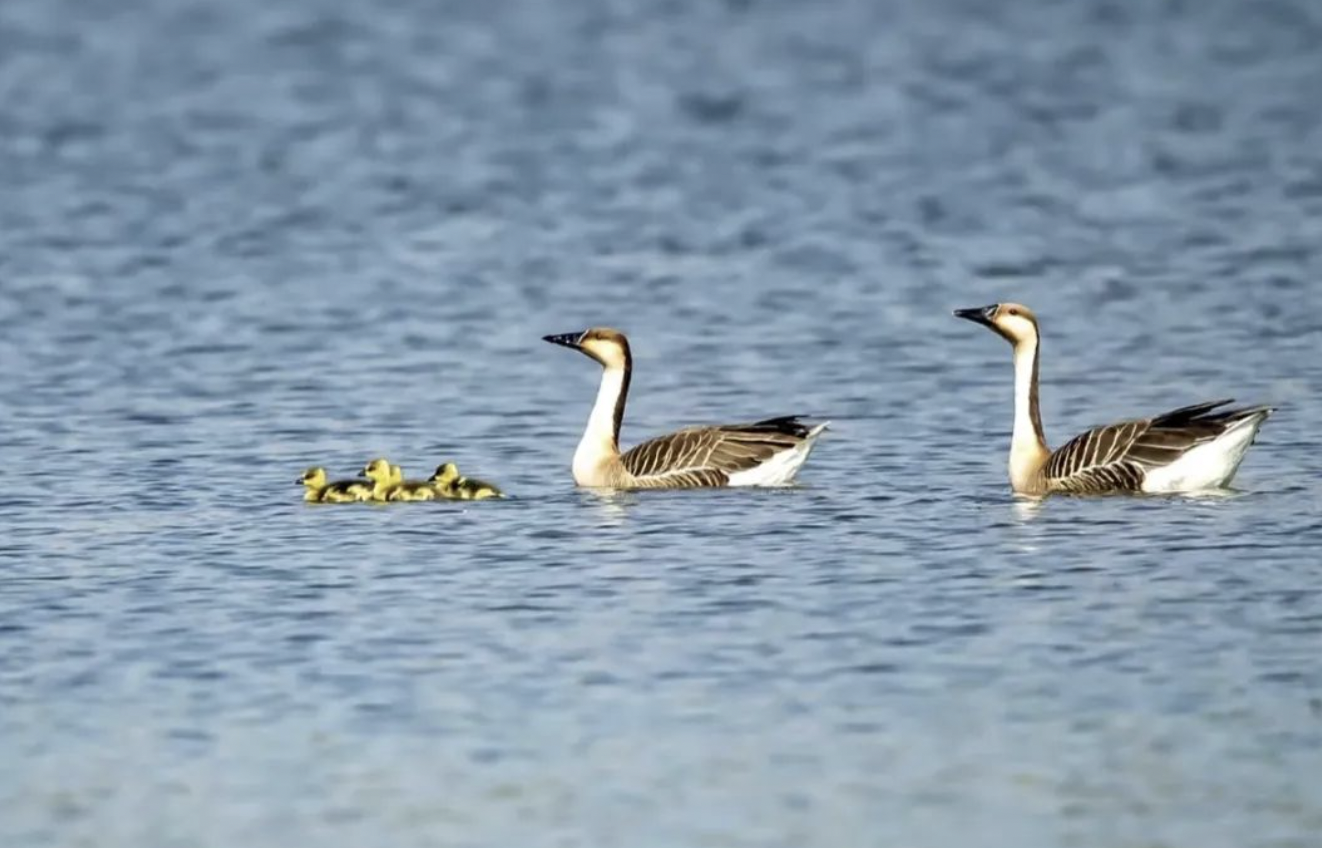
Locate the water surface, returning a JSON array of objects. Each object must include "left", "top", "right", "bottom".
[{"left": 2, "top": 0, "right": 1321, "bottom": 846}]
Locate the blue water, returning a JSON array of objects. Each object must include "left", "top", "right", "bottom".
[{"left": 2, "top": 0, "right": 1321, "bottom": 846}]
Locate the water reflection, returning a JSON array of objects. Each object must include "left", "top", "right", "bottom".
[
  {"left": 1011, "top": 495, "right": 1047, "bottom": 524},
  {"left": 578, "top": 487, "right": 639, "bottom": 527}
]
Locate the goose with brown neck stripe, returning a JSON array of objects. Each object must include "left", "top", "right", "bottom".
[
  {"left": 954, "top": 302, "right": 1274, "bottom": 496},
  {"left": 543, "top": 328, "right": 829, "bottom": 489}
]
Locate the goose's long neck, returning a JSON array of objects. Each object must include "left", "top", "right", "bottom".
[
  {"left": 574, "top": 363, "right": 630, "bottom": 474},
  {"left": 1010, "top": 335, "right": 1050, "bottom": 489}
]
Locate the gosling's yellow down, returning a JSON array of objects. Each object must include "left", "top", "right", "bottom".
[
  {"left": 362, "top": 458, "right": 436, "bottom": 502},
  {"left": 361, "top": 458, "right": 401, "bottom": 501},
  {"left": 429, "top": 463, "right": 503, "bottom": 500},
  {"left": 298, "top": 467, "right": 371, "bottom": 503}
]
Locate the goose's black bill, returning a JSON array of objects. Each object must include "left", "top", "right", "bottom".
[
  {"left": 954, "top": 305, "right": 999, "bottom": 328},
  {"left": 543, "top": 331, "right": 586, "bottom": 349}
]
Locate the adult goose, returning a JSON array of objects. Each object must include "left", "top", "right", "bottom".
[
  {"left": 954, "top": 303, "right": 1273, "bottom": 495},
  {"left": 543, "top": 328, "right": 827, "bottom": 489}
]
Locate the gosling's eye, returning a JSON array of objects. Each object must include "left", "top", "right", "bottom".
[{"left": 1006, "top": 308, "right": 1019, "bottom": 316}]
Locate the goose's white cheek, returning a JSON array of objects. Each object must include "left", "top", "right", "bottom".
[{"left": 999, "top": 315, "right": 1036, "bottom": 341}]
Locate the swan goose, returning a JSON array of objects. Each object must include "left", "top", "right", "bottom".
[
  {"left": 954, "top": 302, "right": 1273, "bottom": 495},
  {"left": 543, "top": 327, "right": 828, "bottom": 489}
]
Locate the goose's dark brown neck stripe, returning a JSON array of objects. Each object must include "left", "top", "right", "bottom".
[
  {"left": 611, "top": 345, "right": 633, "bottom": 450},
  {"left": 1028, "top": 335, "right": 1046, "bottom": 448}
]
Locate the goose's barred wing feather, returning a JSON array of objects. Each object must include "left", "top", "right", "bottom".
[
  {"left": 1044, "top": 399, "right": 1270, "bottom": 493},
  {"left": 620, "top": 416, "right": 814, "bottom": 489}
]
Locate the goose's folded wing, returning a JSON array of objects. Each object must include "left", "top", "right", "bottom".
[
  {"left": 1044, "top": 399, "right": 1265, "bottom": 492},
  {"left": 1043, "top": 420, "right": 1150, "bottom": 492},
  {"left": 620, "top": 416, "right": 815, "bottom": 487}
]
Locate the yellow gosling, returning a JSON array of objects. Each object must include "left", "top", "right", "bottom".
[
  {"left": 362, "top": 459, "right": 437, "bottom": 501},
  {"left": 391, "top": 478, "right": 437, "bottom": 501},
  {"left": 429, "top": 462, "right": 503, "bottom": 500},
  {"left": 298, "top": 467, "right": 371, "bottom": 503},
  {"left": 362, "top": 458, "right": 401, "bottom": 502},
  {"left": 387, "top": 463, "right": 438, "bottom": 501}
]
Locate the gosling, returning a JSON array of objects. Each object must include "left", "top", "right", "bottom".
[
  {"left": 362, "top": 458, "right": 401, "bottom": 501},
  {"left": 362, "top": 458, "right": 436, "bottom": 502},
  {"left": 298, "top": 467, "right": 372, "bottom": 503},
  {"left": 429, "top": 462, "right": 504, "bottom": 500}
]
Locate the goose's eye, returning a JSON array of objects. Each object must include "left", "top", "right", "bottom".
[{"left": 1006, "top": 308, "right": 1019, "bottom": 316}]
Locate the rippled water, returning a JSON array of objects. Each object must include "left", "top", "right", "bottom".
[{"left": 3, "top": 0, "right": 1321, "bottom": 845}]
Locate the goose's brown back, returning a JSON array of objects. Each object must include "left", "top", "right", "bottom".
[{"left": 619, "top": 416, "right": 818, "bottom": 489}]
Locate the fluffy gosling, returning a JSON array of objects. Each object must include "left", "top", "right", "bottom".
[
  {"left": 430, "top": 462, "right": 503, "bottom": 500},
  {"left": 298, "top": 467, "right": 372, "bottom": 503},
  {"left": 363, "top": 458, "right": 437, "bottom": 501}
]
